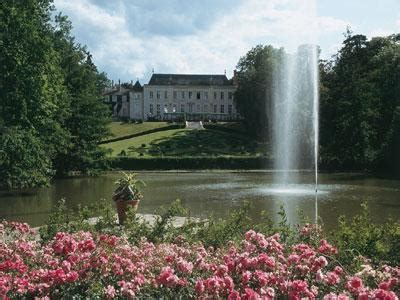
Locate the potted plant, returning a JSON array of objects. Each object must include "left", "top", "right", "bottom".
[{"left": 113, "top": 172, "right": 145, "bottom": 225}]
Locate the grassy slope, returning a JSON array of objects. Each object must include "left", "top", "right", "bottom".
[
  {"left": 106, "top": 122, "right": 170, "bottom": 140},
  {"left": 102, "top": 128, "right": 266, "bottom": 158}
]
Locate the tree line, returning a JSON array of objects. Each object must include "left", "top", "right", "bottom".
[
  {"left": 0, "top": 0, "right": 111, "bottom": 189},
  {"left": 234, "top": 31, "right": 400, "bottom": 175}
]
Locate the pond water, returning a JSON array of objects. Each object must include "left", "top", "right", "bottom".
[{"left": 0, "top": 172, "right": 399, "bottom": 230}]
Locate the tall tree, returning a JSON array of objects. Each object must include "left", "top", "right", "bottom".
[
  {"left": 320, "top": 32, "right": 400, "bottom": 173},
  {"left": 52, "top": 14, "right": 111, "bottom": 175},
  {"left": 234, "top": 45, "right": 282, "bottom": 141},
  {"left": 0, "top": 2, "right": 111, "bottom": 189},
  {"left": 0, "top": 0, "right": 70, "bottom": 188}
]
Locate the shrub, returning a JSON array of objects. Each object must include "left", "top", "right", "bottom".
[
  {"left": 109, "top": 156, "right": 272, "bottom": 170},
  {"left": 1, "top": 220, "right": 399, "bottom": 299}
]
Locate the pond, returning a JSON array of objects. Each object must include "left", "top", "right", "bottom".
[{"left": 0, "top": 172, "right": 399, "bottom": 230}]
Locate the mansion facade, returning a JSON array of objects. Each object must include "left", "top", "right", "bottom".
[{"left": 104, "top": 73, "right": 239, "bottom": 121}]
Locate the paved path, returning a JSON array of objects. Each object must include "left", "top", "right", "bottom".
[{"left": 86, "top": 213, "right": 199, "bottom": 227}]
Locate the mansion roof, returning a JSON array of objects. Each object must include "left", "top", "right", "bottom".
[{"left": 148, "top": 73, "right": 233, "bottom": 86}]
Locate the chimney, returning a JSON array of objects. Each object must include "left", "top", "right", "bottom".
[
  {"left": 118, "top": 79, "right": 121, "bottom": 91},
  {"left": 232, "top": 70, "right": 238, "bottom": 86}
]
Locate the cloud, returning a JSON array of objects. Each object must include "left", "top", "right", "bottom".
[{"left": 54, "top": 0, "right": 350, "bottom": 81}]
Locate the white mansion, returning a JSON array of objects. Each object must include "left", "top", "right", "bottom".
[{"left": 104, "top": 73, "right": 239, "bottom": 121}]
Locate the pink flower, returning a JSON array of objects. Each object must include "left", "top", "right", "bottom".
[
  {"left": 195, "top": 280, "right": 205, "bottom": 294},
  {"left": 258, "top": 253, "right": 275, "bottom": 269},
  {"left": 157, "top": 267, "right": 180, "bottom": 288},
  {"left": 245, "top": 230, "right": 256, "bottom": 241},
  {"left": 346, "top": 276, "right": 363, "bottom": 294},
  {"left": 228, "top": 290, "right": 241, "bottom": 300},
  {"left": 177, "top": 258, "right": 193, "bottom": 274},
  {"left": 104, "top": 285, "right": 116, "bottom": 298},
  {"left": 243, "top": 288, "right": 260, "bottom": 300},
  {"left": 224, "top": 276, "right": 234, "bottom": 291}
]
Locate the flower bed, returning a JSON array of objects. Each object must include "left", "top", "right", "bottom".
[{"left": 0, "top": 221, "right": 399, "bottom": 299}]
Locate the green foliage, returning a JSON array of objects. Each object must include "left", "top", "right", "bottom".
[
  {"left": 234, "top": 45, "right": 283, "bottom": 141},
  {"left": 0, "top": 127, "right": 52, "bottom": 189},
  {"left": 110, "top": 156, "right": 272, "bottom": 170},
  {"left": 320, "top": 32, "right": 400, "bottom": 173},
  {"left": 40, "top": 197, "right": 400, "bottom": 267},
  {"left": 330, "top": 202, "right": 400, "bottom": 269},
  {"left": 0, "top": 3, "right": 110, "bottom": 189},
  {"left": 112, "top": 172, "right": 145, "bottom": 202},
  {"left": 102, "top": 127, "right": 263, "bottom": 158}
]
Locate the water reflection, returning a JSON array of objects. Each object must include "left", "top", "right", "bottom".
[{"left": 0, "top": 172, "right": 399, "bottom": 230}]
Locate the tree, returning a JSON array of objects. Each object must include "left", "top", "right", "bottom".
[
  {"left": 0, "top": 0, "right": 70, "bottom": 188},
  {"left": 0, "top": 2, "right": 111, "bottom": 189},
  {"left": 51, "top": 14, "right": 111, "bottom": 175},
  {"left": 320, "top": 32, "right": 400, "bottom": 173},
  {"left": 234, "top": 45, "right": 282, "bottom": 141}
]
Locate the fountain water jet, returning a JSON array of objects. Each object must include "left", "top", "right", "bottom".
[{"left": 271, "top": 1, "right": 319, "bottom": 224}]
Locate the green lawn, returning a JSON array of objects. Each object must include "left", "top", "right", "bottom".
[
  {"left": 102, "top": 128, "right": 266, "bottom": 158},
  {"left": 106, "top": 122, "right": 171, "bottom": 140}
]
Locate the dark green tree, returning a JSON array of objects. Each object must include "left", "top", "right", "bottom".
[
  {"left": 52, "top": 15, "right": 111, "bottom": 175},
  {"left": 320, "top": 32, "right": 400, "bottom": 173},
  {"left": 0, "top": 2, "right": 111, "bottom": 189},
  {"left": 234, "top": 45, "right": 283, "bottom": 141},
  {"left": 0, "top": 0, "right": 70, "bottom": 188}
]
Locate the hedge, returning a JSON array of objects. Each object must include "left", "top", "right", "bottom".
[{"left": 108, "top": 156, "right": 272, "bottom": 170}]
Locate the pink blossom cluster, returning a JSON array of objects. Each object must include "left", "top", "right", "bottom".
[{"left": 0, "top": 221, "right": 399, "bottom": 299}]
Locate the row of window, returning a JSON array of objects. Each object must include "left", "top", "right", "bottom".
[
  {"left": 149, "top": 104, "right": 233, "bottom": 114},
  {"left": 148, "top": 90, "right": 233, "bottom": 100},
  {"left": 109, "top": 94, "right": 141, "bottom": 102}
]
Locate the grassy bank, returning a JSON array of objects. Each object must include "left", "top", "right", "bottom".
[{"left": 102, "top": 128, "right": 266, "bottom": 158}]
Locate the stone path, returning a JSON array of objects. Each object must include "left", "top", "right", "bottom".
[{"left": 86, "top": 213, "right": 199, "bottom": 227}]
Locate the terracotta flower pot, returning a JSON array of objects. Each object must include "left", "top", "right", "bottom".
[{"left": 115, "top": 199, "right": 140, "bottom": 225}]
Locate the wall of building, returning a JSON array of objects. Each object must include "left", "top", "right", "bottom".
[{"left": 142, "top": 85, "right": 238, "bottom": 121}]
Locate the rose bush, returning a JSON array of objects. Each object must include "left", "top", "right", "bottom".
[{"left": 0, "top": 221, "right": 399, "bottom": 299}]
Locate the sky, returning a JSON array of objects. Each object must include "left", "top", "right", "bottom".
[{"left": 53, "top": 0, "right": 400, "bottom": 83}]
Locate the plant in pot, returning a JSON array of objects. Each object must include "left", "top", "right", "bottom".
[{"left": 113, "top": 172, "right": 145, "bottom": 225}]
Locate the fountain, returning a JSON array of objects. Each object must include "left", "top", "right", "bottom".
[{"left": 271, "top": 3, "right": 320, "bottom": 223}]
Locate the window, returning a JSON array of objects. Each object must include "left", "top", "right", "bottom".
[
  {"left": 189, "top": 103, "right": 193, "bottom": 113},
  {"left": 220, "top": 91, "right": 224, "bottom": 100},
  {"left": 173, "top": 91, "right": 177, "bottom": 99},
  {"left": 172, "top": 104, "right": 176, "bottom": 112},
  {"left": 156, "top": 91, "right": 160, "bottom": 99},
  {"left": 164, "top": 104, "right": 168, "bottom": 113},
  {"left": 181, "top": 91, "right": 185, "bottom": 99},
  {"left": 228, "top": 92, "right": 233, "bottom": 99},
  {"left": 197, "top": 104, "right": 200, "bottom": 112},
  {"left": 228, "top": 104, "right": 232, "bottom": 114},
  {"left": 150, "top": 104, "right": 154, "bottom": 114},
  {"left": 181, "top": 104, "right": 185, "bottom": 112},
  {"left": 220, "top": 104, "right": 225, "bottom": 113},
  {"left": 150, "top": 91, "right": 154, "bottom": 99},
  {"left": 164, "top": 91, "right": 168, "bottom": 99},
  {"left": 196, "top": 92, "right": 201, "bottom": 100},
  {"left": 214, "top": 92, "right": 217, "bottom": 100},
  {"left": 214, "top": 104, "right": 217, "bottom": 113},
  {"left": 203, "top": 104, "right": 208, "bottom": 112},
  {"left": 189, "top": 91, "right": 193, "bottom": 99},
  {"left": 156, "top": 104, "right": 161, "bottom": 115},
  {"left": 204, "top": 91, "right": 208, "bottom": 100}
]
